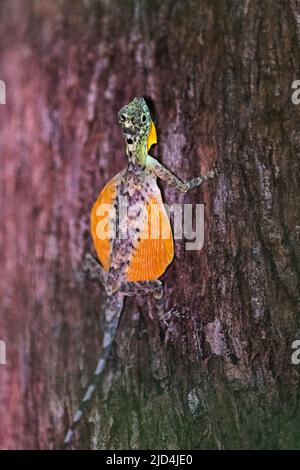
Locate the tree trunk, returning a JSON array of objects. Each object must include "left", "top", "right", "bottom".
[{"left": 1, "top": 0, "right": 300, "bottom": 450}]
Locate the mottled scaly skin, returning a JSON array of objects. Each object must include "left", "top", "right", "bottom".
[
  {"left": 106, "top": 162, "right": 155, "bottom": 294},
  {"left": 63, "top": 97, "right": 217, "bottom": 448}
]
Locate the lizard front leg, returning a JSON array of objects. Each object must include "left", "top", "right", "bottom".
[{"left": 146, "top": 155, "right": 217, "bottom": 192}]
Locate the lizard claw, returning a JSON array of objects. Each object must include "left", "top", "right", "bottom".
[{"left": 207, "top": 165, "right": 218, "bottom": 179}]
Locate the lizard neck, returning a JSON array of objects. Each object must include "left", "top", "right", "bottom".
[{"left": 125, "top": 137, "right": 148, "bottom": 166}]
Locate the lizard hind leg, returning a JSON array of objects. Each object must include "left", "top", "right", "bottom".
[
  {"left": 120, "top": 279, "right": 165, "bottom": 324},
  {"left": 62, "top": 292, "right": 124, "bottom": 449},
  {"left": 153, "top": 283, "right": 166, "bottom": 325},
  {"left": 82, "top": 253, "right": 107, "bottom": 287}
]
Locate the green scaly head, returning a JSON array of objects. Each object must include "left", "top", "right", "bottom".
[{"left": 118, "top": 97, "right": 157, "bottom": 162}]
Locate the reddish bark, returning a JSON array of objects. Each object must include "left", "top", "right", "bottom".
[{"left": 0, "top": 0, "right": 300, "bottom": 449}]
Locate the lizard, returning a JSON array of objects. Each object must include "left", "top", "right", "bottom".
[{"left": 63, "top": 96, "right": 217, "bottom": 448}]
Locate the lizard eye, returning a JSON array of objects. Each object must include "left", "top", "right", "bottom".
[
  {"left": 120, "top": 113, "right": 126, "bottom": 122},
  {"left": 141, "top": 114, "right": 146, "bottom": 123}
]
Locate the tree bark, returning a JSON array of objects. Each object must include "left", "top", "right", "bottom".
[{"left": 1, "top": 0, "right": 300, "bottom": 450}]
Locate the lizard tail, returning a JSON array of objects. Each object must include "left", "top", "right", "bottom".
[{"left": 62, "top": 292, "right": 124, "bottom": 449}]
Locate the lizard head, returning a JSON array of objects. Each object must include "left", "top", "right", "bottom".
[{"left": 118, "top": 97, "right": 157, "bottom": 151}]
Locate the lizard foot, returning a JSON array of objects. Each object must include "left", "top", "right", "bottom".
[{"left": 207, "top": 165, "right": 218, "bottom": 179}]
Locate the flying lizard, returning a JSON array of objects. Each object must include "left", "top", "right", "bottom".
[{"left": 63, "top": 97, "right": 217, "bottom": 447}]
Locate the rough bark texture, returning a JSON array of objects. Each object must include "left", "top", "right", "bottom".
[{"left": 1, "top": 0, "right": 300, "bottom": 450}]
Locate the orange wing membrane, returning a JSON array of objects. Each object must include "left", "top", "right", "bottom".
[
  {"left": 127, "top": 196, "right": 174, "bottom": 282},
  {"left": 91, "top": 176, "right": 118, "bottom": 271}
]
